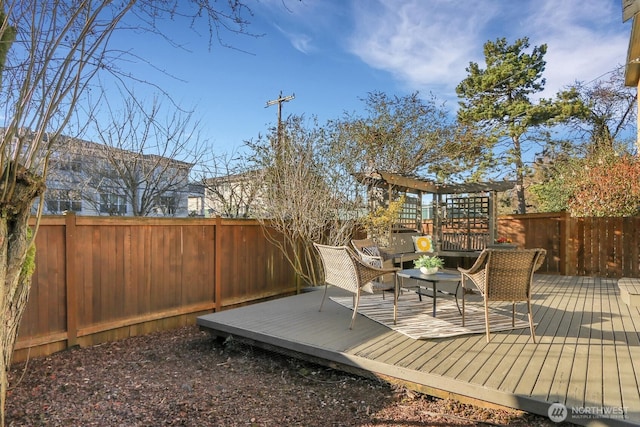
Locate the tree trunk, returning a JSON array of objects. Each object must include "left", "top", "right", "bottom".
[
  {"left": 515, "top": 180, "right": 527, "bottom": 215},
  {"left": 512, "top": 135, "right": 527, "bottom": 215},
  {"left": 0, "top": 165, "right": 44, "bottom": 426}
]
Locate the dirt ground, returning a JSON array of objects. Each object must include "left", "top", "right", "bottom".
[{"left": 6, "top": 325, "right": 570, "bottom": 426}]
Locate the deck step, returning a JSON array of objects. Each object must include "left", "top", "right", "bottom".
[{"left": 618, "top": 277, "right": 640, "bottom": 307}]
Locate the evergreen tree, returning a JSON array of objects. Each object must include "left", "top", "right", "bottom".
[{"left": 456, "top": 37, "right": 586, "bottom": 214}]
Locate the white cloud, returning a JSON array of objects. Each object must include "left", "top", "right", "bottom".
[
  {"left": 274, "top": 23, "right": 315, "bottom": 54},
  {"left": 346, "top": 0, "right": 630, "bottom": 101},
  {"left": 348, "top": 0, "right": 498, "bottom": 96},
  {"left": 258, "top": 0, "right": 348, "bottom": 55},
  {"left": 525, "top": 0, "right": 628, "bottom": 96}
]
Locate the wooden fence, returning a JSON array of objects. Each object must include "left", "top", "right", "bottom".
[
  {"left": 14, "top": 214, "right": 297, "bottom": 362},
  {"left": 420, "top": 212, "right": 639, "bottom": 278},
  {"left": 498, "top": 212, "right": 640, "bottom": 278},
  {"left": 12, "top": 211, "right": 640, "bottom": 362}
]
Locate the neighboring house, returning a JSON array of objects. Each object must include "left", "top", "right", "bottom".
[
  {"left": 37, "top": 136, "right": 193, "bottom": 217},
  {"left": 194, "top": 169, "right": 266, "bottom": 218},
  {"left": 187, "top": 182, "right": 206, "bottom": 217}
]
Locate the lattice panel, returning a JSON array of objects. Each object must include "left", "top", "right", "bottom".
[
  {"left": 395, "top": 194, "right": 420, "bottom": 230},
  {"left": 444, "top": 195, "right": 489, "bottom": 230}
]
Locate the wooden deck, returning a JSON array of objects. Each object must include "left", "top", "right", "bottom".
[{"left": 197, "top": 274, "right": 640, "bottom": 426}]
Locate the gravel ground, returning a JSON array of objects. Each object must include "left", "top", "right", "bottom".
[{"left": 6, "top": 325, "right": 570, "bottom": 426}]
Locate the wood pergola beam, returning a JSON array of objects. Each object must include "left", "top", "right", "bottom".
[{"left": 353, "top": 171, "right": 515, "bottom": 195}]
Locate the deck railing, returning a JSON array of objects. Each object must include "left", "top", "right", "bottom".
[{"left": 440, "top": 231, "right": 490, "bottom": 252}]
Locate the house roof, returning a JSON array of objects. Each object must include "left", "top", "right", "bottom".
[
  {"left": 52, "top": 135, "right": 195, "bottom": 169},
  {"left": 353, "top": 170, "right": 516, "bottom": 195},
  {"left": 202, "top": 169, "right": 264, "bottom": 184}
]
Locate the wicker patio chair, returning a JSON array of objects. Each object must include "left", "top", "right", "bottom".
[
  {"left": 314, "top": 242, "right": 399, "bottom": 329},
  {"left": 351, "top": 238, "right": 397, "bottom": 280},
  {"left": 351, "top": 238, "right": 385, "bottom": 268},
  {"left": 458, "top": 248, "right": 546, "bottom": 343},
  {"left": 351, "top": 239, "right": 390, "bottom": 300},
  {"left": 351, "top": 238, "right": 413, "bottom": 299}
]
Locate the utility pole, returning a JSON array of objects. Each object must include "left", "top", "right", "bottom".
[{"left": 265, "top": 91, "right": 295, "bottom": 153}]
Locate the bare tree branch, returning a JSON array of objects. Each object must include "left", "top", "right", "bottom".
[
  {"left": 248, "top": 116, "right": 363, "bottom": 291},
  {"left": 72, "top": 94, "right": 207, "bottom": 216},
  {"left": 197, "top": 148, "right": 263, "bottom": 218},
  {"left": 0, "top": 1, "right": 255, "bottom": 423}
]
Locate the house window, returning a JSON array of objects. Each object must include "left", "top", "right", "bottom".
[
  {"left": 157, "top": 195, "right": 177, "bottom": 215},
  {"left": 58, "top": 159, "right": 82, "bottom": 172},
  {"left": 50, "top": 155, "right": 82, "bottom": 172},
  {"left": 100, "top": 193, "right": 127, "bottom": 215},
  {"left": 45, "top": 189, "right": 82, "bottom": 213}
]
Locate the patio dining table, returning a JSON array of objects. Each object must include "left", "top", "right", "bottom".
[{"left": 396, "top": 269, "right": 462, "bottom": 317}]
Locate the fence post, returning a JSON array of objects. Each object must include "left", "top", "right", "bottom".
[
  {"left": 214, "top": 216, "right": 221, "bottom": 312},
  {"left": 560, "top": 211, "right": 576, "bottom": 276},
  {"left": 65, "top": 212, "right": 78, "bottom": 347}
]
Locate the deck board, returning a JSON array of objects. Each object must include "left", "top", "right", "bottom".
[
  {"left": 483, "top": 337, "right": 529, "bottom": 390},
  {"left": 604, "top": 282, "right": 624, "bottom": 412},
  {"left": 547, "top": 279, "right": 587, "bottom": 404},
  {"left": 530, "top": 276, "right": 578, "bottom": 403},
  {"left": 430, "top": 335, "right": 478, "bottom": 377},
  {"left": 499, "top": 276, "right": 565, "bottom": 396},
  {"left": 584, "top": 293, "right": 605, "bottom": 411},
  {"left": 499, "top": 339, "right": 539, "bottom": 393},
  {"left": 198, "top": 275, "right": 639, "bottom": 426},
  {"left": 376, "top": 336, "right": 424, "bottom": 365},
  {"left": 564, "top": 281, "right": 592, "bottom": 410},
  {"left": 608, "top": 283, "right": 639, "bottom": 420}
]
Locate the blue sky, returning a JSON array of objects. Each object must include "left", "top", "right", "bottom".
[{"left": 102, "top": 0, "right": 631, "bottom": 157}]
